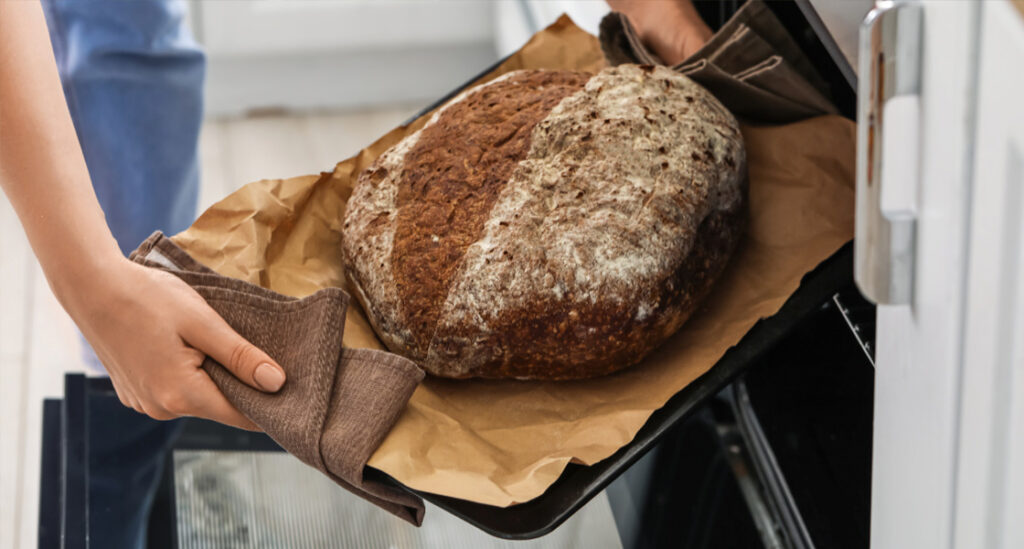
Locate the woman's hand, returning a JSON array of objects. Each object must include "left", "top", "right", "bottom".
[
  {"left": 61, "top": 257, "right": 286, "bottom": 430},
  {"left": 607, "top": 0, "right": 713, "bottom": 66}
]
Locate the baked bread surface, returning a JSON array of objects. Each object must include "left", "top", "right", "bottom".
[{"left": 343, "top": 64, "right": 746, "bottom": 379}]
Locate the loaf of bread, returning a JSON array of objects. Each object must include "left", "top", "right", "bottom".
[{"left": 342, "top": 64, "right": 746, "bottom": 380}]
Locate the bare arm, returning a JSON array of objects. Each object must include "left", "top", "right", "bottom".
[
  {"left": 607, "top": 0, "right": 713, "bottom": 65},
  {"left": 0, "top": 1, "right": 285, "bottom": 429}
]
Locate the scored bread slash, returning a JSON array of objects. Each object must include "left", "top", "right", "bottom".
[{"left": 342, "top": 64, "right": 746, "bottom": 380}]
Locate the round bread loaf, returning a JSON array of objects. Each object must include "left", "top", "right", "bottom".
[{"left": 342, "top": 64, "right": 746, "bottom": 380}]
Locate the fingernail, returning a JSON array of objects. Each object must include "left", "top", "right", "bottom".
[{"left": 254, "top": 363, "right": 286, "bottom": 392}]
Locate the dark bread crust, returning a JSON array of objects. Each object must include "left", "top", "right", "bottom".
[
  {"left": 343, "top": 65, "right": 746, "bottom": 380},
  {"left": 391, "top": 71, "right": 590, "bottom": 354}
]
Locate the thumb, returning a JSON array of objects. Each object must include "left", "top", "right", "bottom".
[{"left": 182, "top": 302, "right": 286, "bottom": 393}]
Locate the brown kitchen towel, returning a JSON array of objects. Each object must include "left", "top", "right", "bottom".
[
  {"left": 129, "top": 232, "right": 427, "bottom": 525},
  {"left": 599, "top": 0, "right": 837, "bottom": 123}
]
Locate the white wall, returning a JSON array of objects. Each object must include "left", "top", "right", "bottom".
[
  {"left": 190, "top": 0, "right": 500, "bottom": 116},
  {"left": 494, "top": 0, "right": 609, "bottom": 58}
]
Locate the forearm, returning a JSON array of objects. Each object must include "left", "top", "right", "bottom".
[{"left": 0, "top": 1, "right": 123, "bottom": 308}]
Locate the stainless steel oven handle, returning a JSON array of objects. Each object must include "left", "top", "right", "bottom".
[{"left": 854, "top": 1, "right": 922, "bottom": 305}]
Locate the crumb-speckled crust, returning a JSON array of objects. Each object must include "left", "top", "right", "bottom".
[{"left": 343, "top": 64, "right": 746, "bottom": 380}]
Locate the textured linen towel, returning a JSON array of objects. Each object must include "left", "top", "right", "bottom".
[
  {"left": 130, "top": 232, "right": 427, "bottom": 525},
  {"left": 599, "top": 0, "right": 838, "bottom": 123}
]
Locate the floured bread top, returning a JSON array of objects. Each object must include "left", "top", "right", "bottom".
[{"left": 343, "top": 64, "right": 746, "bottom": 380}]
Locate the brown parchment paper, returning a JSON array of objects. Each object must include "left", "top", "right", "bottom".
[{"left": 173, "top": 15, "right": 856, "bottom": 507}]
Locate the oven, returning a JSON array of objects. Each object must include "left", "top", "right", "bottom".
[{"left": 37, "top": 1, "right": 1024, "bottom": 548}]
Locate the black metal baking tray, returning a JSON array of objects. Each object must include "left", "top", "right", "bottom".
[{"left": 385, "top": 1, "right": 859, "bottom": 539}]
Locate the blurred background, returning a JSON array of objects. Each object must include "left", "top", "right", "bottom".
[
  {"left": 0, "top": 2, "right": 614, "bottom": 547},
  {"left": 186, "top": 0, "right": 608, "bottom": 205}
]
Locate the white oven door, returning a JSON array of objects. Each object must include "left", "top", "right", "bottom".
[{"left": 863, "top": 1, "right": 1024, "bottom": 548}]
